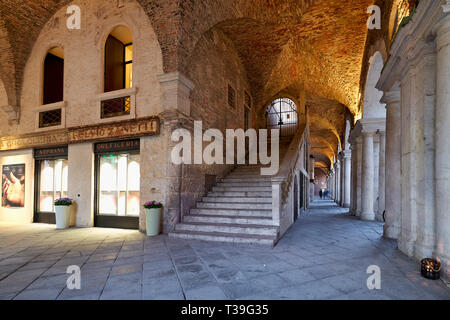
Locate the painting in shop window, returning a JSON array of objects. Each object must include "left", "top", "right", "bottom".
[{"left": 2, "top": 164, "right": 25, "bottom": 208}]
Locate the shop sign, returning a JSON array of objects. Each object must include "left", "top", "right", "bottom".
[
  {"left": 34, "top": 146, "right": 68, "bottom": 159},
  {"left": 0, "top": 117, "right": 159, "bottom": 151}
]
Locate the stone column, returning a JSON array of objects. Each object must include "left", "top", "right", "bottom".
[
  {"left": 343, "top": 150, "right": 351, "bottom": 208},
  {"left": 309, "top": 156, "right": 315, "bottom": 202},
  {"left": 373, "top": 136, "right": 380, "bottom": 220},
  {"left": 361, "top": 131, "right": 375, "bottom": 221},
  {"left": 355, "top": 136, "right": 363, "bottom": 217},
  {"left": 341, "top": 156, "right": 345, "bottom": 206},
  {"left": 378, "top": 130, "right": 386, "bottom": 222},
  {"left": 383, "top": 89, "right": 401, "bottom": 239},
  {"left": 350, "top": 142, "right": 358, "bottom": 215},
  {"left": 335, "top": 160, "right": 341, "bottom": 205},
  {"left": 330, "top": 169, "right": 335, "bottom": 200},
  {"left": 434, "top": 16, "right": 450, "bottom": 283}
]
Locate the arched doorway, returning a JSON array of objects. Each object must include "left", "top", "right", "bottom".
[
  {"left": 294, "top": 175, "right": 299, "bottom": 221},
  {"left": 265, "top": 98, "right": 298, "bottom": 137}
]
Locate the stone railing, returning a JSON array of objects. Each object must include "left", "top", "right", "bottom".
[{"left": 271, "top": 124, "right": 306, "bottom": 236}]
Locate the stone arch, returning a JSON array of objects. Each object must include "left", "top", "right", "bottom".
[
  {"left": 0, "top": 0, "right": 168, "bottom": 115},
  {"left": 0, "top": 18, "right": 16, "bottom": 108},
  {"left": 362, "top": 52, "right": 386, "bottom": 119}
]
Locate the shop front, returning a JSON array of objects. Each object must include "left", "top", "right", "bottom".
[
  {"left": 0, "top": 116, "right": 160, "bottom": 230},
  {"left": 34, "top": 146, "right": 68, "bottom": 224},
  {"left": 94, "top": 139, "right": 140, "bottom": 229}
]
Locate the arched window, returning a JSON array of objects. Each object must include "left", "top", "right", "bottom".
[
  {"left": 43, "top": 47, "right": 64, "bottom": 105},
  {"left": 265, "top": 98, "right": 298, "bottom": 137},
  {"left": 104, "top": 26, "right": 133, "bottom": 92}
]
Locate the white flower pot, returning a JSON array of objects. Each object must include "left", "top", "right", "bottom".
[{"left": 55, "top": 205, "right": 71, "bottom": 229}]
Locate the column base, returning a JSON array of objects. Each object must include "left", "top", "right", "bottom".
[
  {"left": 375, "top": 212, "right": 384, "bottom": 222},
  {"left": 398, "top": 236, "right": 415, "bottom": 257},
  {"left": 343, "top": 203, "right": 350, "bottom": 208},
  {"left": 383, "top": 224, "right": 399, "bottom": 240},
  {"left": 360, "top": 211, "right": 375, "bottom": 221},
  {"left": 434, "top": 252, "right": 450, "bottom": 286},
  {"left": 414, "top": 242, "right": 434, "bottom": 261}
]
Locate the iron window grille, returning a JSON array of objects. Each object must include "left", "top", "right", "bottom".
[
  {"left": 265, "top": 98, "right": 298, "bottom": 137},
  {"left": 101, "top": 96, "right": 131, "bottom": 119},
  {"left": 39, "top": 109, "right": 62, "bottom": 128}
]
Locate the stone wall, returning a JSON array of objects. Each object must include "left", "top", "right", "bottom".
[{"left": 0, "top": 0, "right": 164, "bottom": 137}]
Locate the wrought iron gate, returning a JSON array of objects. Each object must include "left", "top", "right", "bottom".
[{"left": 265, "top": 98, "right": 298, "bottom": 137}]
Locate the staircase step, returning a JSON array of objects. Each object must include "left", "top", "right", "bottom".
[
  {"left": 184, "top": 214, "right": 273, "bottom": 225},
  {"left": 202, "top": 196, "right": 272, "bottom": 203},
  {"left": 168, "top": 230, "right": 277, "bottom": 246},
  {"left": 174, "top": 222, "right": 278, "bottom": 236},
  {"left": 217, "top": 182, "right": 272, "bottom": 187},
  {"left": 197, "top": 202, "right": 272, "bottom": 210},
  {"left": 213, "top": 186, "right": 272, "bottom": 192},
  {"left": 208, "top": 191, "right": 272, "bottom": 197},
  {"left": 221, "top": 177, "right": 272, "bottom": 183},
  {"left": 190, "top": 208, "right": 272, "bottom": 217}
]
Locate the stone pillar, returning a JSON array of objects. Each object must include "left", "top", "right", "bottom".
[
  {"left": 335, "top": 160, "right": 341, "bottom": 205},
  {"left": 68, "top": 143, "right": 95, "bottom": 227},
  {"left": 383, "top": 89, "right": 401, "bottom": 239},
  {"left": 309, "top": 156, "right": 315, "bottom": 202},
  {"left": 350, "top": 142, "right": 358, "bottom": 215},
  {"left": 341, "top": 156, "right": 345, "bottom": 206},
  {"left": 373, "top": 136, "right": 380, "bottom": 220},
  {"left": 157, "top": 72, "right": 195, "bottom": 233},
  {"left": 330, "top": 169, "right": 335, "bottom": 200},
  {"left": 434, "top": 16, "right": 450, "bottom": 283},
  {"left": 361, "top": 131, "right": 375, "bottom": 221},
  {"left": 355, "top": 136, "right": 363, "bottom": 217},
  {"left": 415, "top": 46, "right": 436, "bottom": 260},
  {"left": 343, "top": 150, "right": 351, "bottom": 208},
  {"left": 378, "top": 130, "right": 386, "bottom": 222}
]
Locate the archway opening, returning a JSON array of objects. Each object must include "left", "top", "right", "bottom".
[
  {"left": 265, "top": 98, "right": 298, "bottom": 137},
  {"left": 43, "top": 47, "right": 64, "bottom": 105},
  {"left": 363, "top": 52, "right": 385, "bottom": 119}
]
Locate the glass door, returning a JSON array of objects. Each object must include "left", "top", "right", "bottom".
[
  {"left": 35, "top": 159, "right": 68, "bottom": 223},
  {"left": 95, "top": 153, "right": 140, "bottom": 229}
]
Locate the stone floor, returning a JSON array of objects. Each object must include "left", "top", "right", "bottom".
[{"left": 0, "top": 200, "right": 449, "bottom": 300}]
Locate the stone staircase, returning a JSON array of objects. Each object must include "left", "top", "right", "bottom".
[{"left": 168, "top": 165, "right": 279, "bottom": 246}]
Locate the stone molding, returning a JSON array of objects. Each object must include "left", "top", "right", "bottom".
[
  {"left": 1, "top": 105, "right": 19, "bottom": 123},
  {"left": 157, "top": 71, "right": 195, "bottom": 117},
  {"left": 378, "top": 1, "right": 444, "bottom": 92}
]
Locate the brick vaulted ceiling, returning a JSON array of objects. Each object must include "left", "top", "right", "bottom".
[{"left": 0, "top": 0, "right": 397, "bottom": 168}]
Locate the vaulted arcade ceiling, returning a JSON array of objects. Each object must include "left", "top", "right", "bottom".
[{"left": 0, "top": 0, "right": 401, "bottom": 168}]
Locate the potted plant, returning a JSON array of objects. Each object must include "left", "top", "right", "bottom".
[
  {"left": 54, "top": 198, "right": 73, "bottom": 229},
  {"left": 144, "top": 201, "right": 163, "bottom": 236}
]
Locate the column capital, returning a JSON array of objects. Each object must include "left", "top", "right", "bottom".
[
  {"left": 381, "top": 88, "right": 401, "bottom": 106},
  {"left": 342, "top": 149, "right": 352, "bottom": 159},
  {"left": 434, "top": 15, "right": 450, "bottom": 51}
]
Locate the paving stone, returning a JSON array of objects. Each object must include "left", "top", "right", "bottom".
[{"left": 1, "top": 201, "right": 449, "bottom": 300}]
